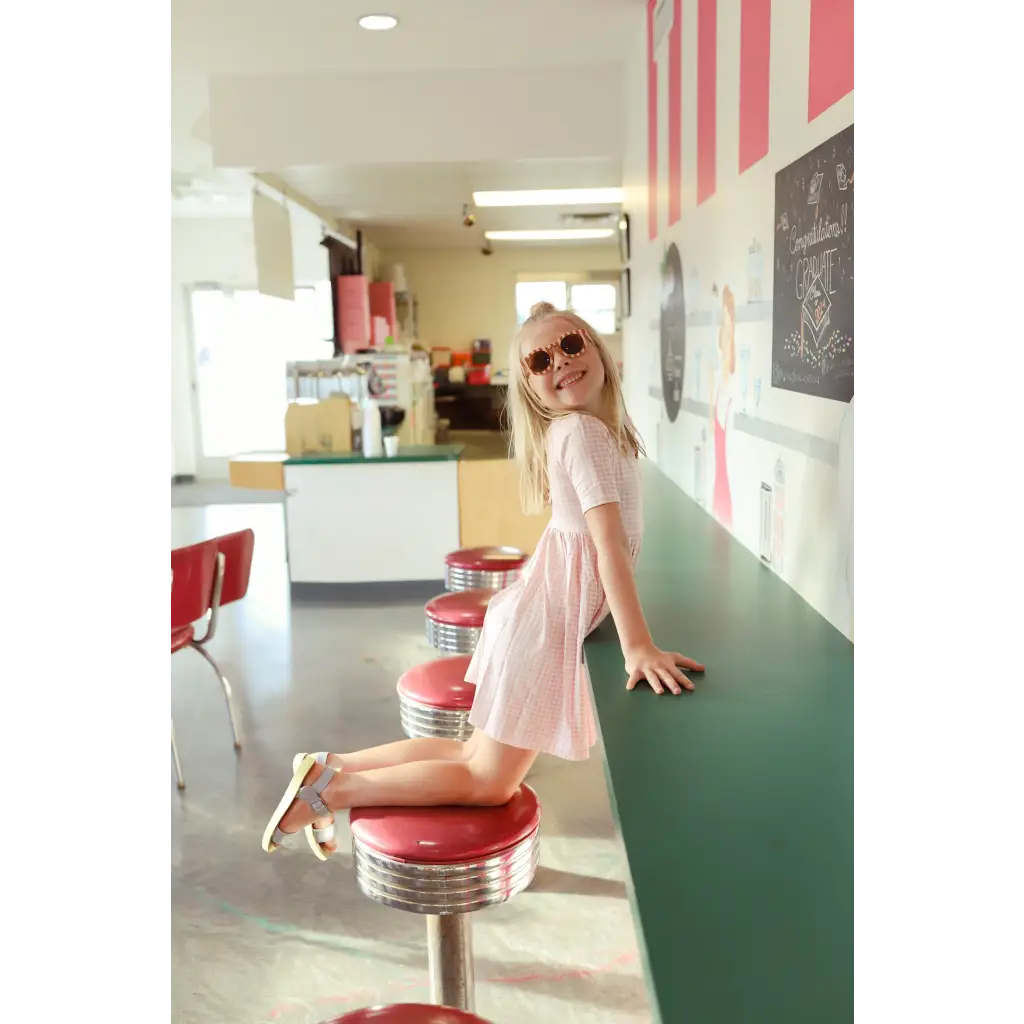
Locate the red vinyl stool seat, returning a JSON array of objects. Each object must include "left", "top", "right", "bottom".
[
  {"left": 322, "top": 1005, "right": 493, "bottom": 1023},
  {"left": 350, "top": 786, "right": 541, "bottom": 1012},
  {"left": 424, "top": 589, "right": 493, "bottom": 655},
  {"left": 444, "top": 546, "right": 527, "bottom": 592},
  {"left": 397, "top": 656, "right": 476, "bottom": 742}
]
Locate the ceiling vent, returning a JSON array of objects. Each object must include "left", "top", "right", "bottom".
[{"left": 559, "top": 211, "right": 617, "bottom": 226}]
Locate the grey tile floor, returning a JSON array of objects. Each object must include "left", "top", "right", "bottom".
[{"left": 171, "top": 503, "right": 651, "bottom": 1024}]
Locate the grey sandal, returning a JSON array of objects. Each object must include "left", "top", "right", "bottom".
[{"left": 261, "top": 751, "right": 338, "bottom": 861}]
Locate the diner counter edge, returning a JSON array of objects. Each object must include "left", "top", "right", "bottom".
[
  {"left": 230, "top": 443, "right": 465, "bottom": 469},
  {"left": 227, "top": 443, "right": 550, "bottom": 586}
]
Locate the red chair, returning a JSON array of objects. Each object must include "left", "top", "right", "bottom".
[{"left": 171, "top": 529, "right": 254, "bottom": 788}]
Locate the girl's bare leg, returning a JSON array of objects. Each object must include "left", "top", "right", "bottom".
[
  {"left": 278, "top": 730, "right": 537, "bottom": 850},
  {"left": 326, "top": 735, "right": 472, "bottom": 774},
  {"left": 302, "top": 735, "right": 474, "bottom": 852}
]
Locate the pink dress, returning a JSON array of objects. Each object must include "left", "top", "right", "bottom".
[
  {"left": 712, "top": 393, "right": 733, "bottom": 528},
  {"left": 465, "top": 413, "right": 644, "bottom": 760}
]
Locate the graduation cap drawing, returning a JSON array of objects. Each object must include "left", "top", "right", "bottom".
[
  {"left": 808, "top": 171, "right": 824, "bottom": 205},
  {"left": 800, "top": 274, "right": 832, "bottom": 345}
]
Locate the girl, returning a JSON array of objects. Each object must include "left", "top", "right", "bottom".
[{"left": 262, "top": 301, "right": 705, "bottom": 860}]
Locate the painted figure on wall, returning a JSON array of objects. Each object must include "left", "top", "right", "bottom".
[
  {"left": 709, "top": 286, "right": 736, "bottom": 528},
  {"left": 836, "top": 397, "right": 854, "bottom": 639}
]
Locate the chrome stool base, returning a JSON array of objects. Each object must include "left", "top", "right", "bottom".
[
  {"left": 426, "top": 618, "right": 482, "bottom": 655},
  {"left": 352, "top": 826, "right": 540, "bottom": 1011},
  {"left": 445, "top": 566, "right": 522, "bottom": 592},
  {"left": 399, "top": 694, "right": 473, "bottom": 741}
]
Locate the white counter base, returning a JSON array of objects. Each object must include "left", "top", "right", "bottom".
[{"left": 284, "top": 461, "right": 460, "bottom": 584}]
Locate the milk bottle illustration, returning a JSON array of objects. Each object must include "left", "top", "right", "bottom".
[{"left": 770, "top": 458, "right": 786, "bottom": 577}]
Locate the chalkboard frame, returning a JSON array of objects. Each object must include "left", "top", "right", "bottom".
[{"left": 770, "top": 124, "right": 854, "bottom": 404}]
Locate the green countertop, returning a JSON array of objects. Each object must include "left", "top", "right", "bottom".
[
  {"left": 284, "top": 444, "right": 464, "bottom": 466},
  {"left": 585, "top": 463, "right": 853, "bottom": 1024}
]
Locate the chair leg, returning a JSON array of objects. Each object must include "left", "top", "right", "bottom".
[
  {"left": 191, "top": 643, "right": 242, "bottom": 750},
  {"left": 172, "top": 719, "right": 185, "bottom": 789}
]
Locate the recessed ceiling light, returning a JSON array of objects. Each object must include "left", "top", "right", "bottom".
[
  {"left": 485, "top": 229, "right": 616, "bottom": 242},
  {"left": 473, "top": 188, "right": 624, "bottom": 208},
  {"left": 358, "top": 14, "right": 398, "bottom": 30}
]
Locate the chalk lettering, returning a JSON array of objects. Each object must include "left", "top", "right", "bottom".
[
  {"left": 795, "top": 247, "right": 839, "bottom": 299},
  {"left": 789, "top": 216, "right": 843, "bottom": 256}
]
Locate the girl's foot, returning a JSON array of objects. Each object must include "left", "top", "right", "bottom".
[{"left": 261, "top": 752, "right": 346, "bottom": 860}]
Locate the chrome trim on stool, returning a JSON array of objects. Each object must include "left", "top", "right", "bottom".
[
  {"left": 445, "top": 565, "right": 522, "bottom": 592},
  {"left": 399, "top": 694, "right": 473, "bottom": 741},
  {"left": 352, "top": 825, "right": 540, "bottom": 916},
  {"left": 426, "top": 618, "right": 482, "bottom": 654}
]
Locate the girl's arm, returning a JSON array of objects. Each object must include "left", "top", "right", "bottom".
[{"left": 585, "top": 501, "right": 704, "bottom": 695}]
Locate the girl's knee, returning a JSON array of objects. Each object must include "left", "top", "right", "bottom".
[
  {"left": 471, "top": 776, "right": 520, "bottom": 806},
  {"left": 465, "top": 753, "right": 529, "bottom": 806}
]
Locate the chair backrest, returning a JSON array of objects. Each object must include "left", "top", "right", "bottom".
[
  {"left": 210, "top": 528, "right": 255, "bottom": 607},
  {"left": 171, "top": 540, "right": 218, "bottom": 631}
]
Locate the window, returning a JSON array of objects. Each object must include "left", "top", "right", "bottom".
[
  {"left": 569, "top": 283, "right": 617, "bottom": 335},
  {"left": 515, "top": 281, "right": 567, "bottom": 325},
  {"left": 190, "top": 284, "right": 333, "bottom": 458},
  {"left": 515, "top": 279, "right": 618, "bottom": 335}
]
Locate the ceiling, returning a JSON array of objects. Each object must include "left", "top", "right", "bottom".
[
  {"left": 171, "top": 0, "right": 641, "bottom": 246},
  {"left": 172, "top": 0, "right": 642, "bottom": 75},
  {"left": 279, "top": 160, "right": 624, "bottom": 248}
]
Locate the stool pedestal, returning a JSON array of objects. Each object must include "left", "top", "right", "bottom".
[
  {"left": 350, "top": 786, "right": 541, "bottom": 1013},
  {"left": 444, "top": 546, "right": 527, "bottom": 593},
  {"left": 427, "top": 915, "right": 474, "bottom": 1009},
  {"left": 397, "top": 656, "right": 475, "bottom": 742},
  {"left": 424, "top": 589, "right": 494, "bottom": 655}
]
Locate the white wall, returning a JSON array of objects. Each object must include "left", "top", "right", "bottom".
[
  {"left": 379, "top": 245, "right": 622, "bottom": 372},
  {"left": 621, "top": 0, "right": 854, "bottom": 638},
  {"left": 208, "top": 67, "right": 623, "bottom": 168},
  {"left": 170, "top": 205, "right": 330, "bottom": 477}
]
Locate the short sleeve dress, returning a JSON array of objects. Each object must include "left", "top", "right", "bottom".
[{"left": 465, "top": 413, "right": 644, "bottom": 760}]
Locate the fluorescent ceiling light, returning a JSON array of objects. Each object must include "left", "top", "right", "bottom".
[
  {"left": 358, "top": 14, "right": 398, "bottom": 30},
  {"left": 485, "top": 229, "right": 616, "bottom": 242},
  {"left": 473, "top": 188, "right": 624, "bottom": 208}
]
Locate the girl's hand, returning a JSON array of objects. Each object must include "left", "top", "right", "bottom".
[{"left": 625, "top": 644, "right": 705, "bottom": 695}]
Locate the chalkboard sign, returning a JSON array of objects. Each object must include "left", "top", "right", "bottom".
[
  {"left": 771, "top": 125, "right": 854, "bottom": 403},
  {"left": 660, "top": 242, "right": 686, "bottom": 422}
]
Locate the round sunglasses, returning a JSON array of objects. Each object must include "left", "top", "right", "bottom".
[{"left": 521, "top": 330, "right": 590, "bottom": 376}]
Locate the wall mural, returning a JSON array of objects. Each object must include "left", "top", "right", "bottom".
[
  {"left": 633, "top": 0, "right": 854, "bottom": 640},
  {"left": 771, "top": 124, "right": 855, "bottom": 403},
  {"left": 836, "top": 398, "right": 854, "bottom": 636},
  {"left": 708, "top": 285, "right": 736, "bottom": 528},
  {"left": 660, "top": 242, "right": 686, "bottom": 423}
]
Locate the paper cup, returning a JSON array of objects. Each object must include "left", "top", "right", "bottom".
[{"left": 384, "top": 435, "right": 399, "bottom": 458}]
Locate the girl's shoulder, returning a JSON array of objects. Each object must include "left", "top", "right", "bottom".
[
  {"left": 548, "top": 412, "right": 614, "bottom": 447},
  {"left": 547, "top": 413, "right": 622, "bottom": 463}
]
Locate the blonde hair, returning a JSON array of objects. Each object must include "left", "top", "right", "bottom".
[{"left": 506, "top": 301, "right": 645, "bottom": 514}]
